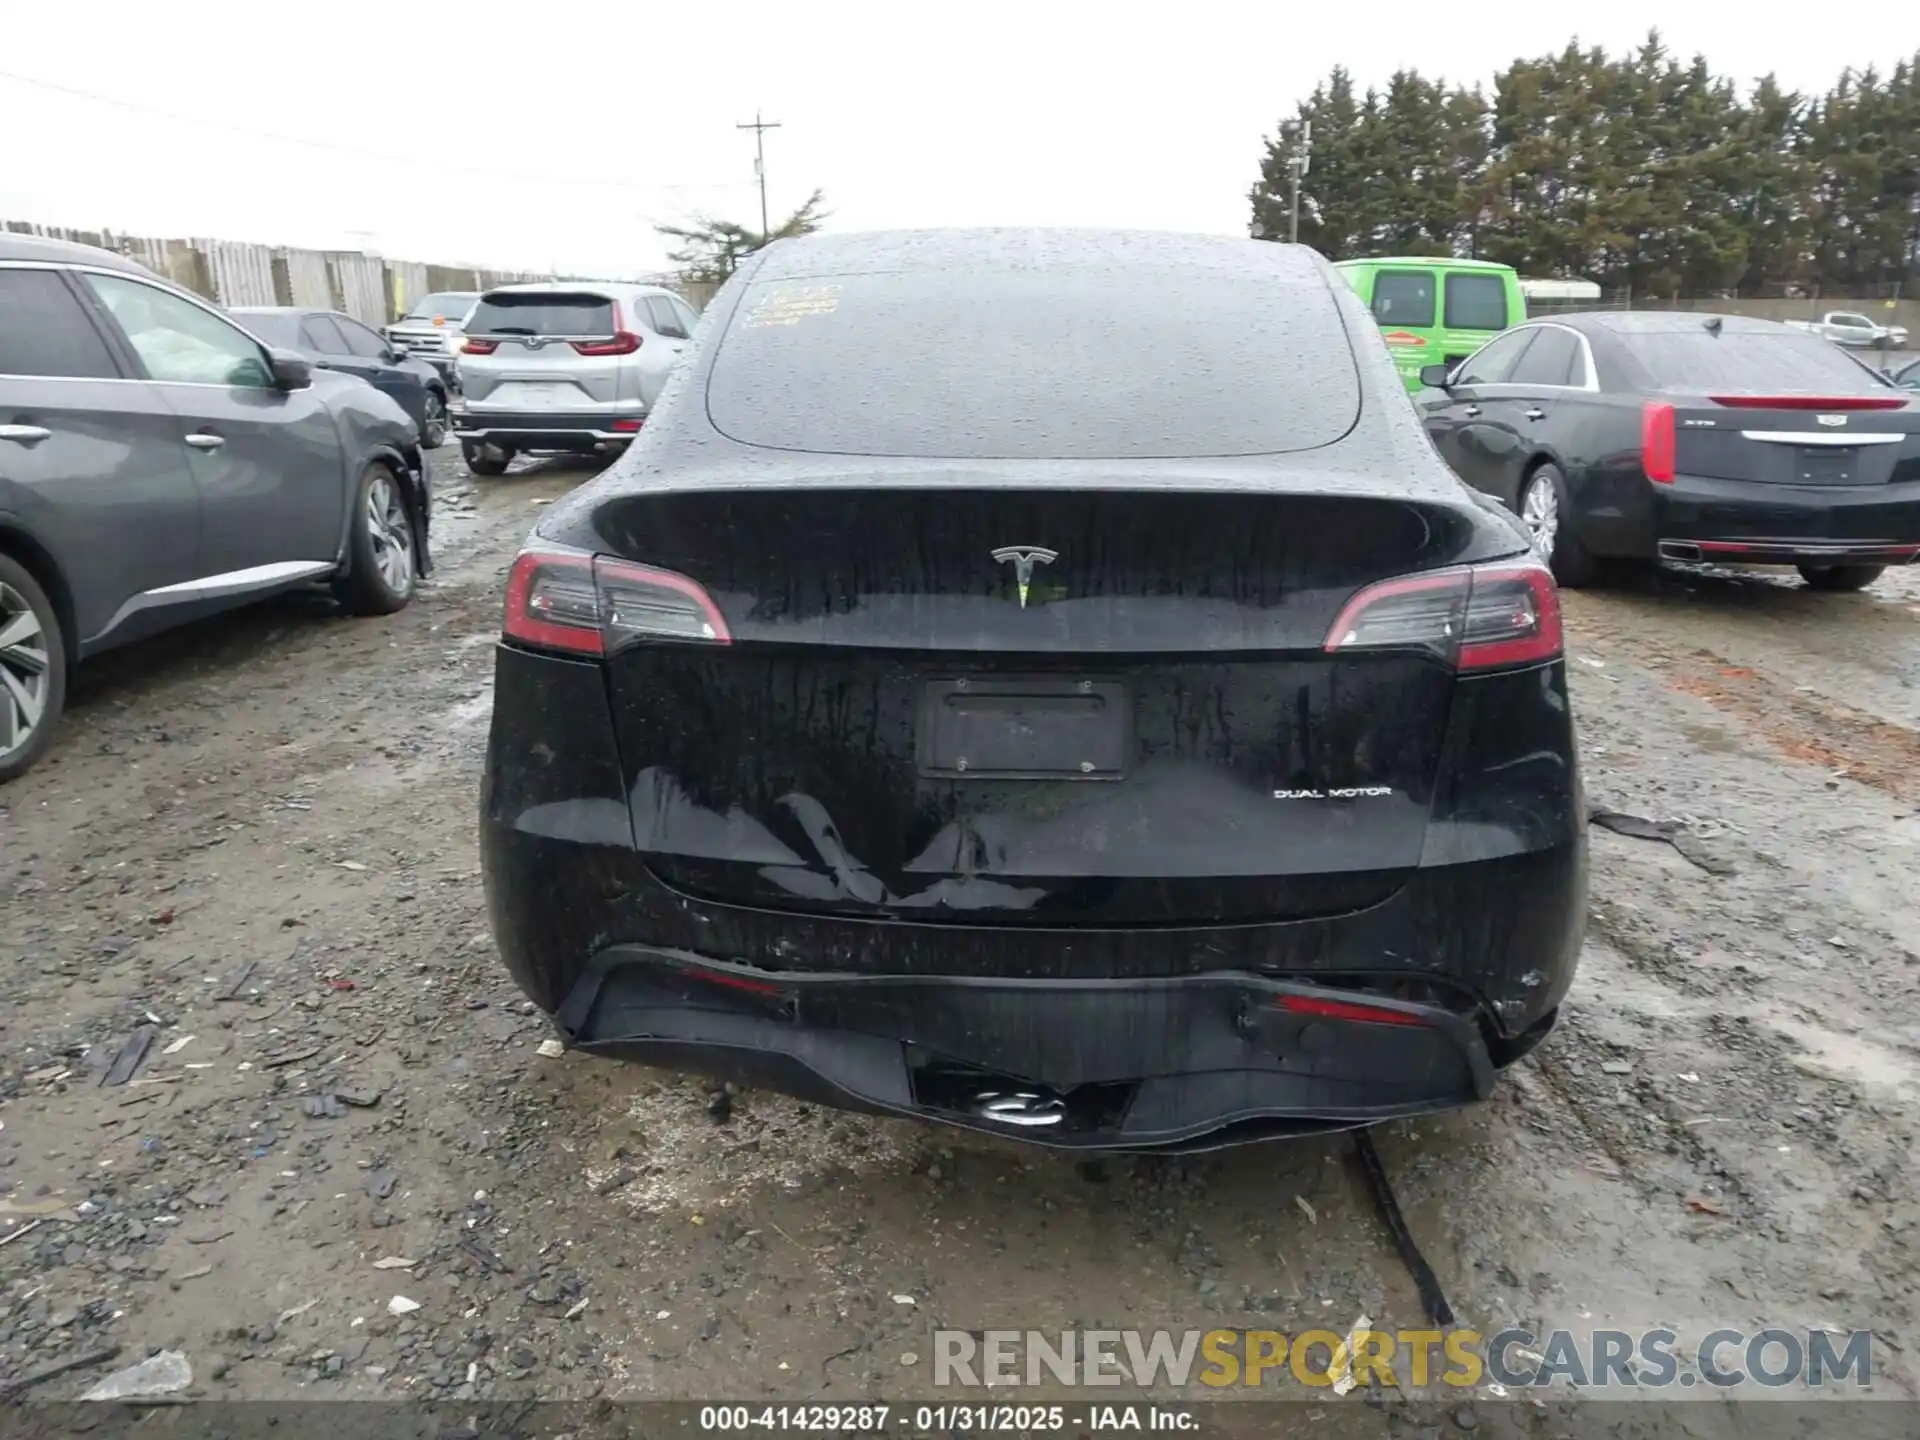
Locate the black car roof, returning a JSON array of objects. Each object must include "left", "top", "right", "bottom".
[
  {"left": 0, "top": 233, "right": 158, "bottom": 276},
  {"left": 753, "top": 226, "right": 1327, "bottom": 282},
  {"left": 1551, "top": 310, "right": 1792, "bottom": 336}
]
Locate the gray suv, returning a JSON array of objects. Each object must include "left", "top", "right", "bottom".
[
  {"left": 0, "top": 236, "right": 433, "bottom": 782},
  {"left": 451, "top": 282, "right": 699, "bottom": 474}
]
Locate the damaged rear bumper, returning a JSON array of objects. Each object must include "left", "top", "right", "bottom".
[{"left": 553, "top": 948, "right": 1521, "bottom": 1152}]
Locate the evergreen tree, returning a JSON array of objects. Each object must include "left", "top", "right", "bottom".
[
  {"left": 655, "top": 190, "right": 830, "bottom": 288},
  {"left": 1250, "top": 42, "right": 1920, "bottom": 294}
]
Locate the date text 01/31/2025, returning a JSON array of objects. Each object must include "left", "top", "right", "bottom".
[{"left": 697, "top": 1404, "right": 1200, "bottom": 1432}]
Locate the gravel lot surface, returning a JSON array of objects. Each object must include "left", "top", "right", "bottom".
[{"left": 2, "top": 446, "right": 1917, "bottom": 1415}]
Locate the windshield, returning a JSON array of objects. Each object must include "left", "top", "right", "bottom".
[
  {"left": 403, "top": 293, "right": 477, "bottom": 321},
  {"left": 706, "top": 267, "right": 1361, "bottom": 459}
]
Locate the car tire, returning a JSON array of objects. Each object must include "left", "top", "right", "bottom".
[
  {"left": 0, "top": 553, "right": 67, "bottom": 784},
  {"left": 332, "top": 461, "right": 418, "bottom": 616},
  {"left": 422, "top": 390, "right": 448, "bottom": 450},
  {"left": 463, "top": 441, "right": 511, "bottom": 477},
  {"left": 1517, "top": 463, "right": 1600, "bottom": 588},
  {"left": 1797, "top": 564, "right": 1884, "bottom": 592}
]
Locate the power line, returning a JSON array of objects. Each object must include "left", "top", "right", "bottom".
[
  {"left": 735, "top": 110, "right": 782, "bottom": 237},
  {"left": 0, "top": 68, "right": 747, "bottom": 196}
]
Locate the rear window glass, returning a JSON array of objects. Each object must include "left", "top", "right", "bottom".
[
  {"left": 1371, "top": 271, "right": 1435, "bottom": 328},
  {"left": 405, "top": 293, "right": 476, "bottom": 320},
  {"left": 1444, "top": 273, "right": 1510, "bottom": 331},
  {"left": 467, "top": 293, "right": 615, "bottom": 336},
  {"left": 706, "top": 269, "right": 1360, "bottom": 459},
  {"left": 1630, "top": 332, "right": 1891, "bottom": 392}
]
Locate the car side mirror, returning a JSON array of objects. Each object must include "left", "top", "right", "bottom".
[
  {"left": 1419, "top": 362, "right": 1453, "bottom": 389},
  {"left": 268, "top": 347, "right": 312, "bottom": 390}
]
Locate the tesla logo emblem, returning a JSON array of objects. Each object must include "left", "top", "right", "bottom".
[
  {"left": 1816, "top": 414, "right": 1847, "bottom": 427},
  {"left": 991, "top": 546, "right": 1057, "bottom": 608}
]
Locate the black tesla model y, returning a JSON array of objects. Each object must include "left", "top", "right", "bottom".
[{"left": 479, "top": 229, "right": 1587, "bottom": 1152}]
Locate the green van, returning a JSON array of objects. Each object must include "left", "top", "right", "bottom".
[{"left": 1333, "top": 257, "right": 1526, "bottom": 392}]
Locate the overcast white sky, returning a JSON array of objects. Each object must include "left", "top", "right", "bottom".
[{"left": 1, "top": 2, "right": 1906, "bottom": 278}]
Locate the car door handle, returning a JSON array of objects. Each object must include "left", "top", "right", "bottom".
[
  {"left": 0, "top": 424, "right": 52, "bottom": 446},
  {"left": 1462, "top": 405, "right": 1481, "bottom": 418},
  {"left": 1525, "top": 408, "right": 1546, "bottom": 421},
  {"left": 184, "top": 433, "right": 226, "bottom": 451}
]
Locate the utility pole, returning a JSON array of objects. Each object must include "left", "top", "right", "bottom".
[
  {"left": 1288, "top": 120, "right": 1312, "bottom": 245},
  {"left": 736, "top": 109, "right": 783, "bottom": 239}
]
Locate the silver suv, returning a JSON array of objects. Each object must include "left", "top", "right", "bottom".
[{"left": 450, "top": 282, "right": 699, "bottom": 475}]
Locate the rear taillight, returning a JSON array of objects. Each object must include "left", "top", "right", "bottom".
[
  {"left": 503, "top": 548, "right": 603, "bottom": 655},
  {"left": 611, "top": 418, "right": 644, "bottom": 433},
  {"left": 1324, "top": 558, "right": 1562, "bottom": 672},
  {"left": 502, "top": 546, "right": 730, "bottom": 656},
  {"left": 461, "top": 337, "right": 499, "bottom": 355},
  {"left": 572, "top": 331, "right": 642, "bottom": 356},
  {"left": 1708, "top": 394, "right": 1907, "bottom": 411},
  {"left": 1641, "top": 402, "right": 1676, "bottom": 484}
]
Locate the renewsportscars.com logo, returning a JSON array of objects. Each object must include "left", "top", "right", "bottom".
[{"left": 933, "top": 1328, "right": 1876, "bottom": 1391}]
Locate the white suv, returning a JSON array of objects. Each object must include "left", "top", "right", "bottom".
[{"left": 450, "top": 282, "right": 700, "bottom": 474}]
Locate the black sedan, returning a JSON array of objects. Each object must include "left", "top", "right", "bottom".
[
  {"left": 1417, "top": 312, "right": 1918, "bottom": 590},
  {"left": 477, "top": 229, "right": 1587, "bottom": 1153},
  {"left": 231, "top": 308, "right": 450, "bottom": 449}
]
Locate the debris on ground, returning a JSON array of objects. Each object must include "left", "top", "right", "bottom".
[
  {"left": 387, "top": 1296, "right": 421, "bottom": 1316},
  {"left": 79, "top": 1350, "right": 192, "bottom": 1402},
  {"left": 101, "top": 1026, "right": 158, "bottom": 1086},
  {"left": 1587, "top": 804, "right": 1739, "bottom": 875},
  {"left": 0, "top": 1346, "right": 120, "bottom": 1401},
  {"left": 1331, "top": 1312, "right": 1372, "bottom": 1396}
]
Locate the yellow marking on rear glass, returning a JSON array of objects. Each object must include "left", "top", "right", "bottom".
[{"left": 741, "top": 284, "right": 842, "bottom": 329}]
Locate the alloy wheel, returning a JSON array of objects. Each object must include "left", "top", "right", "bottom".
[
  {"left": 1520, "top": 473, "right": 1560, "bottom": 561},
  {"left": 0, "top": 582, "right": 51, "bottom": 760},
  {"left": 366, "top": 472, "right": 415, "bottom": 597}
]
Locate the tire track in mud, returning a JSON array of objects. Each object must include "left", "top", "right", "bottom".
[
  {"left": 1660, "top": 656, "right": 1920, "bottom": 804},
  {"left": 1561, "top": 583, "right": 1920, "bottom": 1387}
]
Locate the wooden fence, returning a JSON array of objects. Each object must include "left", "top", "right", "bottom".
[{"left": 4, "top": 220, "right": 569, "bottom": 326}]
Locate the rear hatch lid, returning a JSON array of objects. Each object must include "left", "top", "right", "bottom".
[
  {"left": 518, "top": 484, "right": 1550, "bottom": 933},
  {"left": 460, "top": 290, "right": 629, "bottom": 407}
]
